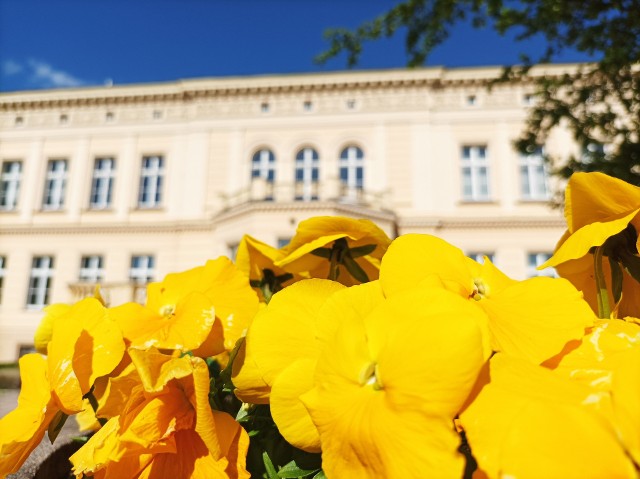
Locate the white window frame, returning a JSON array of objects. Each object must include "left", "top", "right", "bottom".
[
  {"left": 79, "top": 255, "right": 104, "bottom": 283},
  {"left": 90, "top": 158, "right": 116, "bottom": 209},
  {"left": 520, "top": 149, "right": 550, "bottom": 201},
  {"left": 467, "top": 252, "right": 495, "bottom": 265},
  {"left": 294, "top": 148, "right": 319, "bottom": 201},
  {"left": 42, "top": 159, "right": 68, "bottom": 210},
  {"left": 138, "top": 156, "right": 164, "bottom": 208},
  {"left": 339, "top": 146, "right": 364, "bottom": 196},
  {"left": 527, "top": 252, "right": 557, "bottom": 278},
  {"left": 251, "top": 149, "right": 275, "bottom": 182},
  {"left": 461, "top": 145, "right": 490, "bottom": 201},
  {"left": 26, "top": 256, "right": 54, "bottom": 308},
  {"left": 0, "top": 160, "right": 22, "bottom": 211},
  {"left": 130, "top": 255, "right": 155, "bottom": 284}
]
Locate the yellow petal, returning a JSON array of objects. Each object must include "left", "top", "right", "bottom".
[
  {"left": 565, "top": 172, "right": 640, "bottom": 233},
  {"left": 244, "top": 279, "right": 344, "bottom": 387},
  {"left": 460, "top": 354, "right": 635, "bottom": 479},
  {"left": 0, "top": 354, "right": 57, "bottom": 477},
  {"left": 380, "top": 234, "right": 473, "bottom": 298},
  {"left": 33, "top": 303, "right": 70, "bottom": 354},
  {"left": 270, "top": 358, "right": 320, "bottom": 452},
  {"left": 479, "top": 276, "right": 594, "bottom": 364},
  {"left": 231, "top": 339, "right": 270, "bottom": 405}
]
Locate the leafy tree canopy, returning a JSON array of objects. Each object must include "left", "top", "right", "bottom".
[{"left": 317, "top": 0, "right": 640, "bottom": 185}]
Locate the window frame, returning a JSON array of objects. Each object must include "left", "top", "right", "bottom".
[
  {"left": 79, "top": 255, "right": 105, "bottom": 283},
  {"left": 460, "top": 145, "right": 490, "bottom": 202},
  {"left": 129, "top": 255, "right": 155, "bottom": 284},
  {"left": 294, "top": 147, "right": 320, "bottom": 201},
  {"left": 42, "top": 159, "right": 68, "bottom": 211},
  {"left": 0, "top": 160, "right": 22, "bottom": 211},
  {"left": 137, "top": 155, "right": 164, "bottom": 209},
  {"left": 339, "top": 145, "right": 364, "bottom": 193},
  {"left": 89, "top": 157, "right": 116, "bottom": 210},
  {"left": 520, "top": 148, "right": 550, "bottom": 201},
  {"left": 26, "top": 256, "right": 54, "bottom": 309}
]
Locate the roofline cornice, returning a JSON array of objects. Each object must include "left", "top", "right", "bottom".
[{"left": 0, "top": 63, "right": 588, "bottom": 111}]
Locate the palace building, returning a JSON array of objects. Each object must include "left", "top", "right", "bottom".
[{"left": 0, "top": 64, "right": 576, "bottom": 362}]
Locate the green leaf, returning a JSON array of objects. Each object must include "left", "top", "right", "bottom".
[
  {"left": 277, "top": 460, "right": 320, "bottom": 478},
  {"left": 313, "top": 471, "right": 327, "bottom": 479},
  {"left": 47, "top": 410, "right": 69, "bottom": 444},
  {"left": 621, "top": 252, "right": 640, "bottom": 285},
  {"left": 311, "top": 247, "right": 332, "bottom": 259},
  {"left": 348, "top": 243, "right": 376, "bottom": 258},
  {"left": 609, "top": 257, "right": 623, "bottom": 304},
  {"left": 342, "top": 254, "right": 370, "bottom": 283},
  {"left": 263, "top": 451, "right": 279, "bottom": 479}
]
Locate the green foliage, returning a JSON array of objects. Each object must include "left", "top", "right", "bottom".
[{"left": 317, "top": 0, "right": 640, "bottom": 185}]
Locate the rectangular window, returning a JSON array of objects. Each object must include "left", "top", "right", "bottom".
[
  {"left": 26, "top": 256, "right": 54, "bottom": 308},
  {"left": 79, "top": 255, "right": 104, "bottom": 283},
  {"left": 467, "top": 252, "right": 495, "bottom": 265},
  {"left": 130, "top": 255, "right": 155, "bottom": 284},
  {"left": 138, "top": 156, "right": 164, "bottom": 208},
  {"left": 527, "top": 252, "right": 557, "bottom": 278},
  {"left": 42, "top": 159, "right": 68, "bottom": 210},
  {"left": 0, "top": 256, "right": 5, "bottom": 304},
  {"left": 90, "top": 158, "right": 116, "bottom": 209},
  {"left": 277, "top": 238, "right": 291, "bottom": 249},
  {"left": 461, "top": 146, "right": 490, "bottom": 201},
  {"left": 520, "top": 149, "right": 549, "bottom": 200},
  {"left": 0, "top": 161, "right": 22, "bottom": 211}
]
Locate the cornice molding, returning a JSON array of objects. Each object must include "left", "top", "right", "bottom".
[
  {"left": 399, "top": 216, "right": 566, "bottom": 229},
  {"left": 2, "top": 220, "right": 214, "bottom": 235},
  {"left": 0, "top": 64, "right": 583, "bottom": 112}
]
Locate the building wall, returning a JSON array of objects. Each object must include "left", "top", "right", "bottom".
[{"left": 0, "top": 65, "right": 572, "bottom": 362}]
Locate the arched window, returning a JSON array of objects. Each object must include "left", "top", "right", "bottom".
[
  {"left": 251, "top": 149, "right": 276, "bottom": 182},
  {"left": 339, "top": 146, "right": 364, "bottom": 197},
  {"left": 294, "top": 147, "right": 319, "bottom": 201}
]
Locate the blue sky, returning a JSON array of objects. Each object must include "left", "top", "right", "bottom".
[{"left": 0, "top": 0, "right": 595, "bottom": 92}]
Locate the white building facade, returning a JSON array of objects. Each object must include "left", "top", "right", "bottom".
[{"left": 0, "top": 65, "right": 576, "bottom": 362}]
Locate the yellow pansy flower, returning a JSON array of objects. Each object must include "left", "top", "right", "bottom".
[
  {"left": 33, "top": 303, "right": 70, "bottom": 354},
  {"left": 380, "top": 234, "right": 594, "bottom": 364},
  {"left": 112, "top": 257, "right": 258, "bottom": 355},
  {"left": 301, "top": 287, "right": 488, "bottom": 478},
  {"left": 460, "top": 353, "right": 636, "bottom": 479},
  {"left": 275, "top": 216, "right": 391, "bottom": 285},
  {"left": 71, "top": 348, "right": 249, "bottom": 478},
  {"left": 0, "top": 354, "right": 59, "bottom": 477},
  {"left": 542, "top": 172, "right": 640, "bottom": 318},
  {"left": 232, "top": 279, "right": 345, "bottom": 451},
  {"left": 47, "top": 297, "right": 126, "bottom": 414}
]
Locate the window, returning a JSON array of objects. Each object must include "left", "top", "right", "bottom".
[
  {"left": 467, "top": 252, "right": 495, "bottom": 265},
  {"left": 346, "top": 99, "right": 357, "bottom": 110},
  {"left": 26, "top": 256, "right": 54, "bottom": 308},
  {"left": 520, "top": 148, "right": 549, "bottom": 200},
  {"left": 228, "top": 243, "right": 239, "bottom": 260},
  {"left": 0, "top": 161, "right": 22, "bottom": 211},
  {"left": 90, "top": 158, "right": 116, "bottom": 209},
  {"left": 527, "top": 253, "right": 557, "bottom": 278},
  {"left": 42, "top": 159, "right": 68, "bottom": 210},
  {"left": 461, "top": 145, "right": 490, "bottom": 201},
  {"left": 138, "top": 156, "right": 164, "bottom": 208},
  {"left": 277, "top": 238, "right": 291, "bottom": 249},
  {"left": 339, "top": 146, "right": 364, "bottom": 198},
  {"left": 79, "top": 255, "right": 104, "bottom": 283},
  {"left": 466, "top": 95, "right": 477, "bottom": 106},
  {"left": 152, "top": 110, "right": 163, "bottom": 120},
  {"left": 251, "top": 149, "right": 276, "bottom": 182},
  {"left": 294, "top": 148, "right": 319, "bottom": 201},
  {"left": 14, "top": 116, "right": 23, "bottom": 126},
  {"left": 130, "top": 255, "right": 155, "bottom": 284},
  {"left": 260, "top": 102, "right": 270, "bottom": 113},
  {"left": 303, "top": 100, "right": 313, "bottom": 112},
  {"left": 105, "top": 112, "right": 114, "bottom": 122},
  {"left": 0, "top": 256, "right": 5, "bottom": 304},
  {"left": 59, "top": 114, "right": 68, "bottom": 125}
]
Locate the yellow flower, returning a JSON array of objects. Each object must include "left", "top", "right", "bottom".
[
  {"left": 33, "top": 303, "right": 70, "bottom": 354},
  {"left": 0, "top": 354, "right": 59, "bottom": 477},
  {"left": 112, "top": 257, "right": 258, "bottom": 355},
  {"left": 71, "top": 348, "right": 249, "bottom": 478},
  {"left": 275, "top": 216, "right": 391, "bottom": 285},
  {"left": 542, "top": 172, "right": 640, "bottom": 318},
  {"left": 235, "top": 234, "right": 300, "bottom": 302},
  {"left": 47, "top": 297, "right": 126, "bottom": 414},
  {"left": 380, "top": 234, "right": 594, "bottom": 364},
  {"left": 301, "top": 287, "right": 488, "bottom": 478},
  {"left": 460, "top": 353, "right": 636, "bottom": 479},
  {"left": 232, "top": 279, "right": 345, "bottom": 451}
]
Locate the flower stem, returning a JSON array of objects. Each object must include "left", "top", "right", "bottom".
[{"left": 594, "top": 246, "right": 611, "bottom": 319}]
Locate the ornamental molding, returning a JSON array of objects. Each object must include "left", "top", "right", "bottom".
[
  {"left": 2, "top": 220, "right": 214, "bottom": 235},
  {"left": 213, "top": 200, "right": 397, "bottom": 225},
  {"left": 0, "top": 64, "right": 583, "bottom": 112},
  {"left": 399, "top": 216, "right": 566, "bottom": 230}
]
